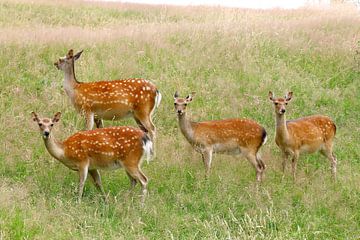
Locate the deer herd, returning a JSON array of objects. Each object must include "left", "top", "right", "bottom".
[{"left": 32, "top": 49, "right": 337, "bottom": 203}]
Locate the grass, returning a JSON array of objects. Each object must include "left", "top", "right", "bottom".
[{"left": 0, "top": 0, "right": 359, "bottom": 239}]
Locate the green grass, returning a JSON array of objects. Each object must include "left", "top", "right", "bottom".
[{"left": 0, "top": 1, "right": 359, "bottom": 239}]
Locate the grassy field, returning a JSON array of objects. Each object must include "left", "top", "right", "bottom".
[{"left": 0, "top": 0, "right": 359, "bottom": 239}]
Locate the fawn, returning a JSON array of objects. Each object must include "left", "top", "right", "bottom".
[
  {"left": 268, "top": 91, "right": 337, "bottom": 180},
  {"left": 54, "top": 49, "right": 161, "bottom": 140},
  {"left": 174, "top": 92, "right": 267, "bottom": 181},
  {"left": 32, "top": 111, "right": 153, "bottom": 202}
]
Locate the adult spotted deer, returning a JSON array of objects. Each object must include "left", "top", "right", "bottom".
[
  {"left": 174, "top": 92, "right": 267, "bottom": 181},
  {"left": 54, "top": 49, "right": 161, "bottom": 140},
  {"left": 31, "top": 111, "right": 153, "bottom": 202},
  {"left": 268, "top": 91, "right": 337, "bottom": 180}
]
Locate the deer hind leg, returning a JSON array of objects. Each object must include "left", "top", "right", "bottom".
[
  {"left": 246, "top": 152, "right": 263, "bottom": 182},
  {"left": 134, "top": 111, "right": 156, "bottom": 141},
  {"left": 78, "top": 164, "right": 89, "bottom": 202},
  {"left": 89, "top": 169, "right": 106, "bottom": 199},
  {"left": 201, "top": 149, "right": 213, "bottom": 179},
  {"left": 126, "top": 171, "right": 137, "bottom": 189},
  {"left": 94, "top": 118, "right": 104, "bottom": 128},
  {"left": 85, "top": 112, "right": 94, "bottom": 130},
  {"left": 124, "top": 165, "right": 148, "bottom": 203},
  {"left": 256, "top": 152, "right": 266, "bottom": 180},
  {"left": 321, "top": 141, "right": 337, "bottom": 180}
]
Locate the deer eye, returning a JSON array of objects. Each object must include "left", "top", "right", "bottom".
[
  {"left": 285, "top": 103, "right": 288, "bottom": 105},
  {"left": 38, "top": 123, "right": 42, "bottom": 127},
  {"left": 274, "top": 103, "right": 278, "bottom": 105},
  {"left": 50, "top": 124, "right": 54, "bottom": 127},
  {"left": 174, "top": 103, "right": 177, "bottom": 106},
  {"left": 184, "top": 104, "right": 187, "bottom": 106}
]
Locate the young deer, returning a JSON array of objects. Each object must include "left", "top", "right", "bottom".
[
  {"left": 268, "top": 91, "right": 337, "bottom": 180},
  {"left": 54, "top": 49, "right": 161, "bottom": 140},
  {"left": 174, "top": 92, "right": 267, "bottom": 182},
  {"left": 31, "top": 111, "right": 153, "bottom": 202}
]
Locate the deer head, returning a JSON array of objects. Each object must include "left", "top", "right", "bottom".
[
  {"left": 32, "top": 112, "right": 61, "bottom": 139},
  {"left": 54, "top": 49, "right": 83, "bottom": 71},
  {"left": 173, "top": 91, "right": 195, "bottom": 116},
  {"left": 268, "top": 91, "right": 293, "bottom": 115}
]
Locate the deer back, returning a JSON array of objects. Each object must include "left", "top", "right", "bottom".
[{"left": 72, "top": 78, "right": 158, "bottom": 117}]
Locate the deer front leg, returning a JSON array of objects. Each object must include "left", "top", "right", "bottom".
[
  {"left": 291, "top": 151, "right": 299, "bottom": 181},
  {"left": 201, "top": 149, "right": 213, "bottom": 179},
  {"left": 78, "top": 165, "right": 89, "bottom": 202},
  {"left": 85, "top": 112, "right": 94, "bottom": 130},
  {"left": 281, "top": 151, "right": 291, "bottom": 180}
]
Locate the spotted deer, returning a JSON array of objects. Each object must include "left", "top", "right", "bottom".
[
  {"left": 54, "top": 49, "right": 161, "bottom": 140},
  {"left": 174, "top": 92, "right": 267, "bottom": 181},
  {"left": 268, "top": 91, "right": 337, "bottom": 180},
  {"left": 31, "top": 111, "right": 153, "bottom": 202}
]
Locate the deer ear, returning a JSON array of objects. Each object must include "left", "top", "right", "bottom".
[
  {"left": 67, "top": 49, "right": 74, "bottom": 58},
  {"left": 268, "top": 91, "right": 274, "bottom": 101},
  {"left": 31, "top": 112, "right": 39, "bottom": 122},
  {"left": 174, "top": 91, "right": 179, "bottom": 99},
  {"left": 53, "top": 112, "right": 61, "bottom": 123},
  {"left": 285, "top": 91, "right": 293, "bottom": 101},
  {"left": 74, "top": 50, "right": 83, "bottom": 61},
  {"left": 186, "top": 92, "right": 195, "bottom": 102}
]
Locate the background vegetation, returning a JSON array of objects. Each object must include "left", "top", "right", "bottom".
[{"left": 0, "top": 0, "right": 359, "bottom": 239}]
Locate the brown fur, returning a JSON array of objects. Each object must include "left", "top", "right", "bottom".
[
  {"left": 54, "top": 49, "right": 160, "bottom": 140},
  {"left": 174, "top": 92, "right": 267, "bottom": 181},
  {"left": 269, "top": 91, "right": 337, "bottom": 180},
  {"left": 32, "top": 112, "right": 151, "bottom": 202}
]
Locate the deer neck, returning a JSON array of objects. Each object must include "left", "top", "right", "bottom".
[
  {"left": 178, "top": 113, "right": 195, "bottom": 144},
  {"left": 275, "top": 113, "right": 290, "bottom": 142},
  {"left": 63, "top": 63, "right": 79, "bottom": 100},
  {"left": 43, "top": 134, "right": 65, "bottom": 162}
]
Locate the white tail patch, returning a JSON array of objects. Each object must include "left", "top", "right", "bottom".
[
  {"left": 155, "top": 90, "right": 162, "bottom": 108},
  {"left": 142, "top": 137, "right": 153, "bottom": 163},
  {"left": 262, "top": 135, "right": 268, "bottom": 146}
]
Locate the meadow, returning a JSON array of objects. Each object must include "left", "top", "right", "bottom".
[{"left": 0, "top": 0, "right": 359, "bottom": 239}]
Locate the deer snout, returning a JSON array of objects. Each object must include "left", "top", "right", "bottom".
[
  {"left": 280, "top": 109, "right": 286, "bottom": 114},
  {"left": 43, "top": 131, "right": 50, "bottom": 138},
  {"left": 177, "top": 109, "right": 184, "bottom": 115}
]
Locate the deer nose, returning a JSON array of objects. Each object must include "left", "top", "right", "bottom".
[
  {"left": 44, "top": 131, "right": 50, "bottom": 137},
  {"left": 280, "top": 109, "right": 286, "bottom": 114},
  {"left": 177, "top": 110, "right": 182, "bottom": 114}
]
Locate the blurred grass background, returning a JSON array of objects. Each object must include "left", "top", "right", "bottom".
[{"left": 0, "top": 0, "right": 359, "bottom": 239}]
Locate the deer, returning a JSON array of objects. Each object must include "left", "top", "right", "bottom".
[
  {"left": 31, "top": 111, "right": 153, "bottom": 203},
  {"left": 173, "top": 92, "right": 267, "bottom": 182},
  {"left": 268, "top": 91, "right": 337, "bottom": 180},
  {"left": 54, "top": 49, "right": 161, "bottom": 140}
]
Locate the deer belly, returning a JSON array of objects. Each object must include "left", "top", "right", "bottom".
[
  {"left": 213, "top": 143, "right": 241, "bottom": 155},
  {"left": 94, "top": 108, "right": 132, "bottom": 120},
  {"left": 95, "top": 160, "right": 123, "bottom": 170},
  {"left": 299, "top": 143, "right": 323, "bottom": 154}
]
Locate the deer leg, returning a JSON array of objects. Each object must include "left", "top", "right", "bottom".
[
  {"left": 89, "top": 170, "right": 106, "bottom": 200},
  {"left": 246, "top": 153, "right": 263, "bottom": 182},
  {"left": 94, "top": 118, "right": 104, "bottom": 128},
  {"left": 134, "top": 112, "right": 156, "bottom": 141},
  {"left": 125, "top": 167, "right": 148, "bottom": 205},
  {"left": 321, "top": 142, "right": 337, "bottom": 180},
  {"left": 78, "top": 165, "right": 89, "bottom": 202},
  {"left": 201, "top": 149, "right": 213, "bottom": 179},
  {"left": 126, "top": 171, "right": 137, "bottom": 189},
  {"left": 85, "top": 112, "right": 94, "bottom": 130},
  {"left": 291, "top": 151, "right": 299, "bottom": 181},
  {"left": 282, "top": 152, "right": 290, "bottom": 175}
]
